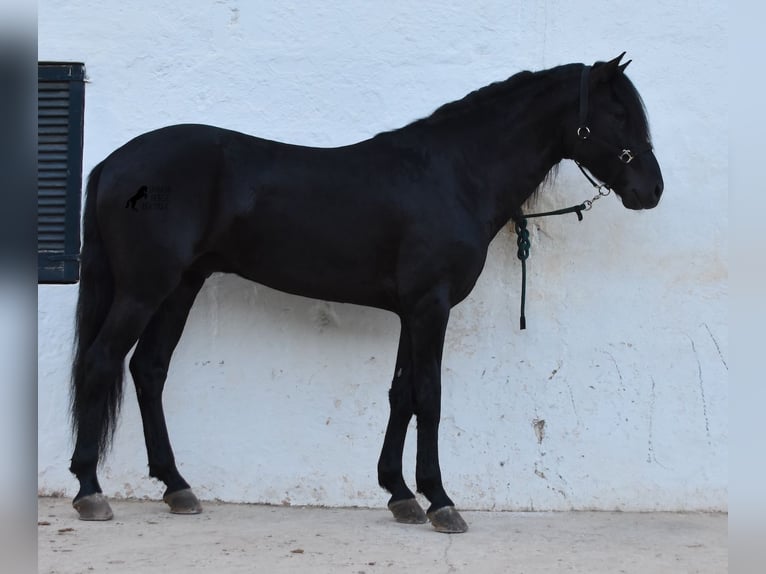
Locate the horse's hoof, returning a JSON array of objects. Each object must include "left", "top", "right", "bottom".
[
  {"left": 73, "top": 493, "right": 114, "bottom": 521},
  {"left": 163, "top": 488, "right": 202, "bottom": 514},
  {"left": 388, "top": 498, "right": 427, "bottom": 524},
  {"left": 427, "top": 506, "right": 468, "bottom": 533}
]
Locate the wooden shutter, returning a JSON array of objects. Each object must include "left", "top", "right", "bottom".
[{"left": 38, "top": 62, "right": 85, "bottom": 283}]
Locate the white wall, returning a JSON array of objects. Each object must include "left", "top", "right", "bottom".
[{"left": 38, "top": 1, "right": 727, "bottom": 511}]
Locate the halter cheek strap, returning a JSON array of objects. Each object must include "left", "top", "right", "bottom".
[
  {"left": 574, "top": 64, "right": 653, "bottom": 189},
  {"left": 579, "top": 64, "right": 591, "bottom": 134}
]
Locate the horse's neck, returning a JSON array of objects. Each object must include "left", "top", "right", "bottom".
[
  {"left": 485, "top": 116, "right": 565, "bottom": 234},
  {"left": 427, "top": 76, "right": 574, "bottom": 242}
]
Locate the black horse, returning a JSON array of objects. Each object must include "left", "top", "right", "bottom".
[{"left": 69, "top": 54, "right": 662, "bottom": 532}]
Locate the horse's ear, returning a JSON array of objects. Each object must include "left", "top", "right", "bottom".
[
  {"left": 618, "top": 60, "right": 632, "bottom": 73},
  {"left": 590, "top": 52, "right": 626, "bottom": 85}
]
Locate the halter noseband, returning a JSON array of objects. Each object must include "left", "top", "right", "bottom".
[{"left": 574, "top": 64, "right": 652, "bottom": 191}]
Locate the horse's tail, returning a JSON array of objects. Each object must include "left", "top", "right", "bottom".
[{"left": 70, "top": 160, "right": 123, "bottom": 457}]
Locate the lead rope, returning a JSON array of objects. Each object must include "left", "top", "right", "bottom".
[{"left": 514, "top": 181, "right": 611, "bottom": 330}]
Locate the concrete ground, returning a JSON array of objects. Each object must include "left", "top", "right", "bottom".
[{"left": 38, "top": 497, "right": 727, "bottom": 573}]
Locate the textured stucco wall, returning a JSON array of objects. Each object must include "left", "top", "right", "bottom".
[{"left": 38, "top": 1, "right": 727, "bottom": 511}]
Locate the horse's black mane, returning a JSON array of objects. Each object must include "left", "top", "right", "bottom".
[
  {"left": 407, "top": 64, "right": 578, "bottom": 130},
  {"left": 399, "top": 62, "right": 651, "bottom": 144},
  {"left": 420, "top": 70, "right": 539, "bottom": 125}
]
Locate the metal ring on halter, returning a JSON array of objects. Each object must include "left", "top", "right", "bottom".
[
  {"left": 577, "top": 126, "right": 590, "bottom": 140},
  {"left": 618, "top": 149, "right": 635, "bottom": 164}
]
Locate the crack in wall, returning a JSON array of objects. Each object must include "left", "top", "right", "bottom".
[
  {"left": 646, "top": 375, "right": 668, "bottom": 469},
  {"left": 688, "top": 335, "right": 712, "bottom": 445},
  {"left": 703, "top": 322, "right": 728, "bottom": 371},
  {"left": 564, "top": 379, "right": 580, "bottom": 426},
  {"left": 604, "top": 350, "right": 625, "bottom": 390}
]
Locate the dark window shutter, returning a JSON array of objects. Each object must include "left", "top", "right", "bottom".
[{"left": 38, "top": 62, "right": 85, "bottom": 284}]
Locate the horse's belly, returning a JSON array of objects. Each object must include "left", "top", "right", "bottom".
[{"left": 219, "top": 223, "right": 400, "bottom": 310}]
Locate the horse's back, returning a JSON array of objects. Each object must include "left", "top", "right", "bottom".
[
  {"left": 90, "top": 125, "right": 404, "bottom": 305},
  {"left": 90, "top": 123, "right": 483, "bottom": 310}
]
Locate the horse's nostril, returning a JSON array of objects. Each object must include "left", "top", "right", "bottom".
[{"left": 654, "top": 182, "right": 663, "bottom": 199}]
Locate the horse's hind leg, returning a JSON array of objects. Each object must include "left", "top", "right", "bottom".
[
  {"left": 70, "top": 292, "right": 166, "bottom": 520},
  {"left": 128, "top": 271, "right": 206, "bottom": 514},
  {"left": 377, "top": 324, "right": 427, "bottom": 524}
]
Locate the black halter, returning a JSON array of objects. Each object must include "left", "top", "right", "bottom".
[{"left": 573, "top": 64, "right": 653, "bottom": 190}]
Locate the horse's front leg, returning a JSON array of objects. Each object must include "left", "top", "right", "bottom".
[{"left": 409, "top": 290, "right": 468, "bottom": 533}]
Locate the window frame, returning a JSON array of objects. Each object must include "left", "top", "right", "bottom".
[{"left": 37, "top": 61, "right": 85, "bottom": 284}]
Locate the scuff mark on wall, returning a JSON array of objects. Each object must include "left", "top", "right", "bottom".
[
  {"left": 532, "top": 418, "right": 545, "bottom": 444},
  {"left": 214, "top": 0, "right": 240, "bottom": 27},
  {"left": 310, "top": 301, "right": 341, "bottom": 331}
]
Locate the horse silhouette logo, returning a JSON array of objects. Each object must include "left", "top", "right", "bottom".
[{"left": 125, "top": 185, "right": 148, "bottom": 211}]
